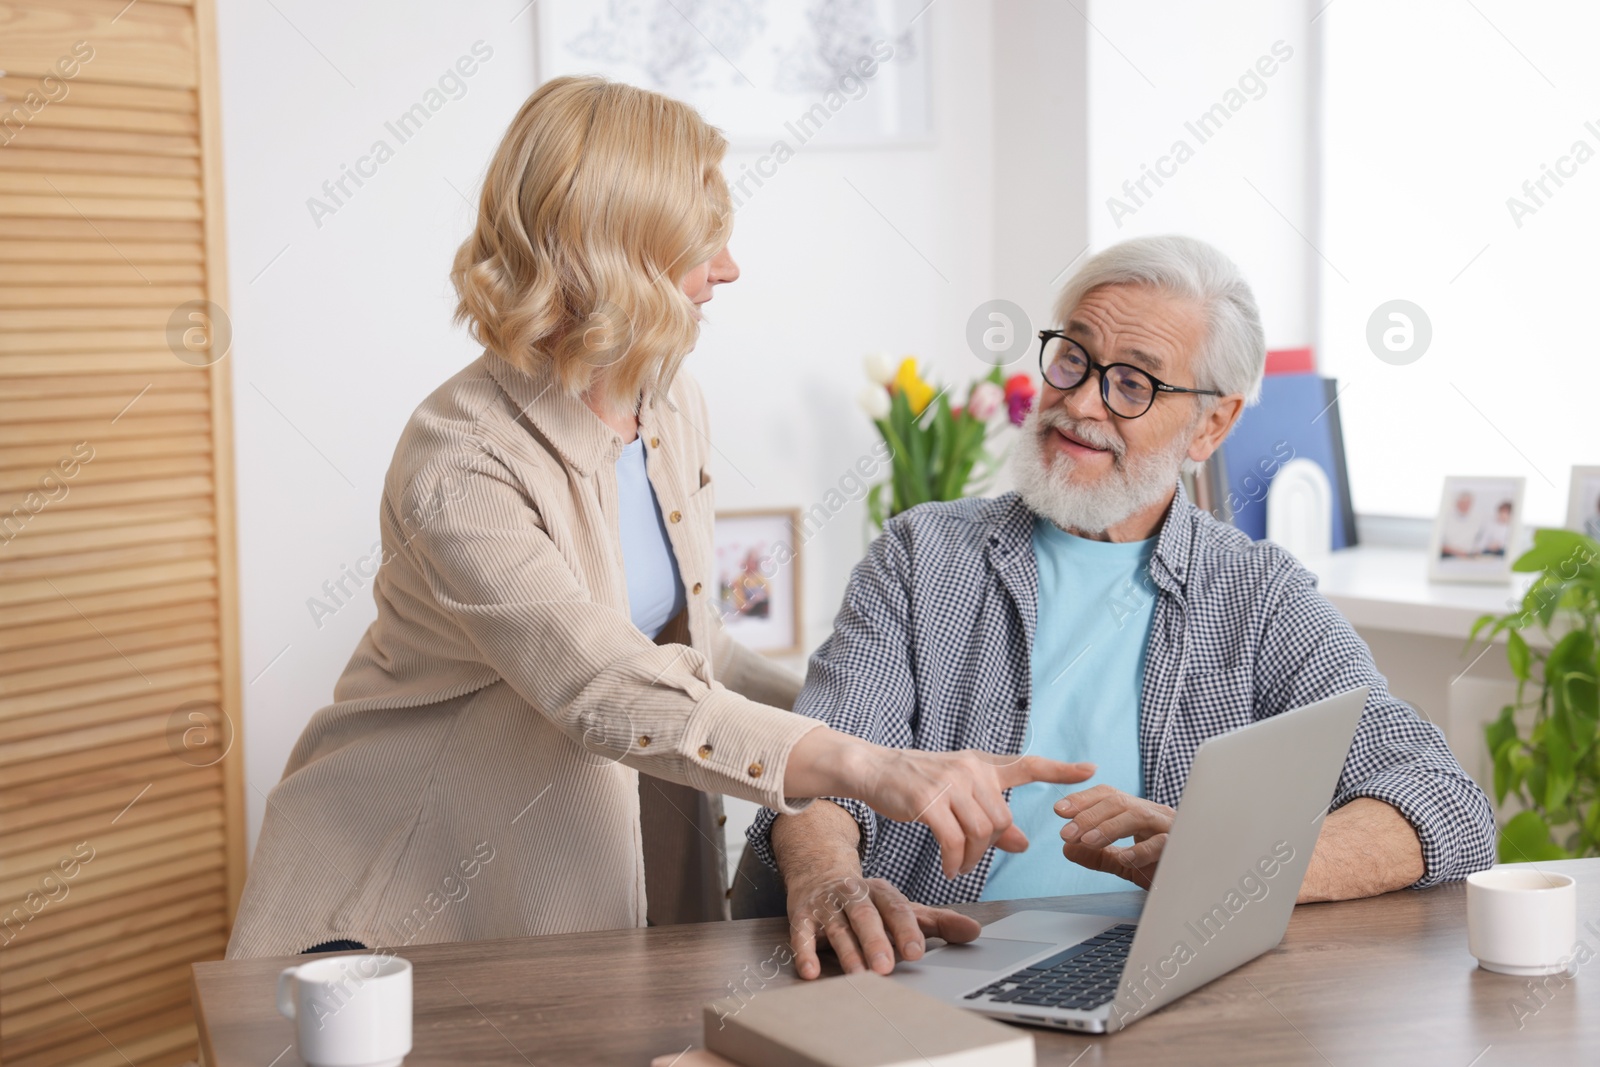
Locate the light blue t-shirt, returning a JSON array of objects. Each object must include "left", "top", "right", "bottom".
[
  {"left": 981, "top": 517, "right": 1158, "bottom": 900},
  {"left": 615, "top": 436, "right": 685, "bottom": 638}
]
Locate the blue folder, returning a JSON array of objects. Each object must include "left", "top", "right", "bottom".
[{"left": 1218, "top": 373, "right": 1357, "bottom": 549}]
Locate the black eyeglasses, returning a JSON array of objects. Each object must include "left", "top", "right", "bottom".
[{"left": 1037, "top": 330, "right": 1222, "bottom": 420}]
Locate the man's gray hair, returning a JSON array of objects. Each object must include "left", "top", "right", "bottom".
[{"left": 1053, "top": 235, "right": 1267, "bottom": 405}]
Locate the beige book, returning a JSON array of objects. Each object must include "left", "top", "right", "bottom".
[{"left": 704, "top": 972, "right": 1035, "bottom": 1067}]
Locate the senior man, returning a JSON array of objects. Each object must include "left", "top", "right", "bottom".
[{"left": 750, "top": 235, "right": 1495, "bottom": 981}]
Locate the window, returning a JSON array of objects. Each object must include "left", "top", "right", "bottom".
[{"left": 1318, "top": 0, "right": 1599, "bottom": 525}]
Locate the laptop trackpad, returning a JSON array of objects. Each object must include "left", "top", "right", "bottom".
[{"left": 918, "top": 936, "right": 1055, "bottom": 971}]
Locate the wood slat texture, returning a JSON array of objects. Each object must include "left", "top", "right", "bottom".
[
  {"left": 0, "top": 412, "right": 211, "bottom": 446},
  {"left": 0, "top": 74, "right": 194, "bottom": 114},
  {"left": 0, "top": 1, "right": 241, "bottom": 1064},
  {"left": 0, "top": 734, "right": 221, "bottom": 802},
  {"left": 0, "top": 684, "right": 222, "bottom": 760},
  {"left": 0, "top": 173, "right": 202, "bottom": 200},
  {"left": 0, "top": 145, "right": 202, "bottom": 177},
  {"left": 0, "top": 0, "right": 197, "bottom": 87},
  {"left": 0, "top": 261, "right": 203, "bottom": 284},
  {"left": 4, "top": 872, "right": 226, "bottom": 967},
  {"left": 0, "top": 284, "right": 204, "bottom": 309},
  {"left": 0, "top": 577, "right": 218, "bottom": 632}
]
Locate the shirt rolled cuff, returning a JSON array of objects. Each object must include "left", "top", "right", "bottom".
[
  {"left": 1338, "top": 769, "right": 1495, "bottom": 889},
  {"left": 746, "top": 795, "right": 879, "bottom": 874},
  {"left": 675, "top": 686, "right": 825, "bottom": 814}
]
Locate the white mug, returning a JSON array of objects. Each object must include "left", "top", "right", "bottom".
[
  {"left": 1466, "top": 868, "right": 1577, "bottom": 976},
  {"left": 277, "top": 953, "right": 413, "bottom": 1067}
]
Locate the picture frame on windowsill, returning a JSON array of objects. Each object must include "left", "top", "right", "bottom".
[
  {"left": 1428, "top": 475, "right": 1526, "bottom": 584},
  {"left": 1564, "top": 466, "right": 1600, "bottom": 540}
]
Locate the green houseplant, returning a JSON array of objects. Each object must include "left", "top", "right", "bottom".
[{"left": 1470, "top": 528, "right": 1600, "bottom": 861}]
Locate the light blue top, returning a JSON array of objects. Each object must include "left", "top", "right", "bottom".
[
  {"left": 981, "top": 517, "right": 1158, "bottom": 901},
  {"left": 615, "top": 435, "right": 685, "bottom": 639}
]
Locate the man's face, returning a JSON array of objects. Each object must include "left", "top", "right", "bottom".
[
  {"left": 1455, "top": 492, "right": 1474, "bottom": 516},
  {"left": 1037, "top": 283, "right": 1211, "bottom": 485},
  {"left": 1010, "top": 283, "right": 1242, "bottom": 536}
]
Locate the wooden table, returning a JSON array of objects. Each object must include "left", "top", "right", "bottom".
[{"left": 193, "top": 859, "right": 1600, "bottom": 1066}]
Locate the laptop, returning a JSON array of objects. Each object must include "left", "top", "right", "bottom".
[{"left": 888, "top": 686, "right": 1369, "bottom": 1033}]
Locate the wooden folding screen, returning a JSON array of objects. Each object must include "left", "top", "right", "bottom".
[{"left": 0, "top": 1, "right": 244, "bottom": 1064}]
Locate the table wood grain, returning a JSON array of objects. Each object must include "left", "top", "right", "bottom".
[{"left": 193, "top": 859, "right": 1600, "bottom": 1066}]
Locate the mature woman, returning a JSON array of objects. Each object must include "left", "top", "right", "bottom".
[{"left": 227, "top": 77, "right": 1080, "bottom": 958}]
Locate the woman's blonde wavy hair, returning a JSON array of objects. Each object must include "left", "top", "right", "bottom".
[{"left": 451, "top": 76, "right": 732, "bottom": 412}]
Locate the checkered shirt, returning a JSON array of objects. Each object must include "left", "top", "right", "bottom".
[{"left": 748, "top": 489, "right": 1496, "bottom": 905}]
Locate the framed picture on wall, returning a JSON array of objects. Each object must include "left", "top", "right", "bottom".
[
  {"left": 1428, "top": 475, "right": 1526, "bottom": 584},
  {"left": 1565, "top": 466, "right": 1600, "bottom": 539},
  {"left": 534, "top": 0, "right": 933, "bottom": 148},
  {"left": 713, "top": 508, "right": 803, "bottom": 655}
]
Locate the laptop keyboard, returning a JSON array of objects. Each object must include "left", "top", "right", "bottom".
[{"left": 963, "top": 922, "right": 1137, "bottom": 1012}]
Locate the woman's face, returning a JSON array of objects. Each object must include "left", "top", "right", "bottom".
[{"left": 680, "top": 246, "right": 740, "bottom": 319}]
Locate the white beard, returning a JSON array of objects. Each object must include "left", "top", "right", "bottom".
[{"left": 1008, "top": 405, "right": 1194, "bottom": 537}]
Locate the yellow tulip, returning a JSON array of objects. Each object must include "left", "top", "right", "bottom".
[{"left": 893, "top": 357, "right": 935, "bottom": 415}]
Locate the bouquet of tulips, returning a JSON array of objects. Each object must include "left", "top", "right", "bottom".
[{"left": 858, "top": 353, "right": 1036, "bottom": 529}]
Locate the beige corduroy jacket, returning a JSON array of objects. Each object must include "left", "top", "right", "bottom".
[{"left": 226, "top": 352, "right": 822, "bottom": 958}]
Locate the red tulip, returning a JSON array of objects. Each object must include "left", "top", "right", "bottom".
[{"left": 1003, "top": 374, "right": 1035, "bottom": 400}]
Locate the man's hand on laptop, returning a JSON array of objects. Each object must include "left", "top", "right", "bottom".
[
  {"left": 772, "top": 798, "right": 983, "bottom": 980},
  {"left": 785, "top": 871, "right": 981, "bottom": 980},
  {"left": 1055, "top": 785, "right": 1176, "bottom": 889}
]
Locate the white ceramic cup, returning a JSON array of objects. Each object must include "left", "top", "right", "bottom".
[
  {"left": 1466, "top": 868, "right": 1577, "bottom": 976},
  {"left": 277, "top": 953, "right": 413, "bottom": 1067}
]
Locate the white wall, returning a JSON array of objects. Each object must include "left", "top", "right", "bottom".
[
  {"left": 216, "top": 0, "right": 1007, "bottom": 857},
  {"left": 1084, "top": 0, "right": 1318, "bottom": 352},
  {"left": 992, "top": 2, "right": 1090, "bottom": 355},
  {"left": 215, "top": 1, "right": 541, "bottom": 854},
  {"left": 695, "top": 3, "right": 997, "bottom": 656}
]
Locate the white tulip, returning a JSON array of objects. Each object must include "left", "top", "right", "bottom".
[
  {"left": 857, "top": 384, "right": 892, "bottom": 420},
  {"left": 862, "top": 350, "right": 898, "bottom": 385}
]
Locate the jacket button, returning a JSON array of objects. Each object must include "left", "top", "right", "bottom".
[
  {"left": 1015, "top": 696, "right": 1029, "bottom": 710},
  {"left": 692, "top": 582, "right": 703, "bottom": 594},
  {"left": 698, "top": 744, "right": 713, "bottom": 759},
  {"left": 670, "top": 510, "right": 682, "bottom": 523},
  {"left": 651, "top": 436, "right": 661, "bottom": 448},
  {"left": 717, "top": 814, "right": 727, "bottom": 827},
  {"left": 747, "top": 761, "right": 764, "bottom": 778},
  {"left": 637, "top": 735, "right": 651, "bottom": 747}
]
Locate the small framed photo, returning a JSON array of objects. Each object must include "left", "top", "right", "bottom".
[
  {"left": 1565, "top": 466, "right": 1600, "bottom": 539},
  {"left": 1428, "top": 476, "right": 1526, "bottom": 583},
  {"left": 713, "top": 509, "right": 802, "bottom": 655}
]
